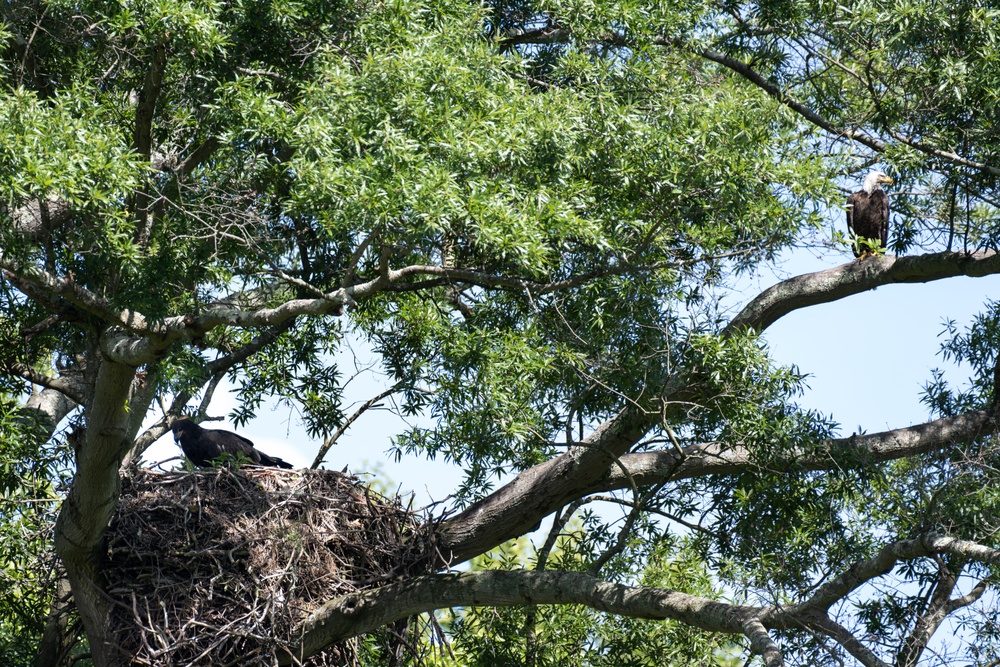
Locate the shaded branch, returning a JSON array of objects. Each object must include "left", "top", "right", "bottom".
[
  {"left": 594, "top": 407, "right": 998, "bottom": 491},
  {"left": 810, "top": 615, "right": 892, "bottom": 667},
  {"left": 689, "top": 38, "right": 998, "bottom": 174},
  {"left": 174, "top": 138, "right": 220, "bottom": 176},
  {"left": 2, "top": 362, "right": 85, "bottom": 404},
  {"left": 501, "top": 26, "right": 999, "bottom": 176},
  {"left": 669, "top": 39, "right": 886, "bottom": 154},
  {"left": 132, "top": 41, "right": 167, "bottom": 242},
  {"left": 896, "top": 562, "right": 986, "bottom": 667},
  {"left": 132, "top": 42, "right": 166, "bottom": 159},
  {"left": 285, "top": 569, "right": 758, "bottom": 663},
  {"left": 290, "top": 533, "right": 1000, "bottom": 662}
]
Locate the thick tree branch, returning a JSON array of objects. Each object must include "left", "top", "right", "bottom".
[
  {"left": 285, "top": 569, "right": 759, "bottom": 663},
  {"left": 34, "top": 575, "right": 75, "bottom": 667},
  {"left": 2, "top": 362, "right": 85, "bottom": 404},
  {"left": 726, "top": 250, "right": 1000, "bottom": 334},
  {"left": 810, "top": 615, "right": 892, "bottom": 667},
  {"left": 437, "top": 405, "right": 997, "bottom": 575},
  {"left": 21, "top": 387, "right": 79, "bottom": 436},
  {"left": 438, "top": 403, "right": 654, "bottom": 563},
  {"left": 54, "top": 356, "right": 136, "bottom": 666},
  {"left": 593, "top": 408, "right": 998, "bottom": 491},
  {"left": 290, "top": 533, "right": 1000, "bottom": 662}
]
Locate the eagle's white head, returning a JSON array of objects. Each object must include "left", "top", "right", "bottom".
[{"left": 862, "top": 171, "right": 893, "bottom": 194}]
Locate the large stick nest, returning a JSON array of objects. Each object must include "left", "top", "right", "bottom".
[{"left": 104, "top": 468, "right": 439, "bottom": 665}]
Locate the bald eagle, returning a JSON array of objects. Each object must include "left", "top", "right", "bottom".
[
  {"left": 170, "top": 418, "right": 293, "bottom": 468},
  {"left": 846, "top": 171, "right": 893, "bottom": 257}
]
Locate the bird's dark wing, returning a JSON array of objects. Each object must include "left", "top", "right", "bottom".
[
  {"left": 201, "top": 429, "right": 263, "bottom": 464},
  {"left": 873, "top": 190, "right": 890, "bottom": 248},
  {"left": 201, "top": 428, "right": 293, "bottom": 468},
  {"left": 846, "top": 191, "right": 863, "bottom": 256}
]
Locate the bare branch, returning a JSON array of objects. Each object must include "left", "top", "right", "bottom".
[
  {"left": 285, "top": 569, "right": 759, "bottom": 662},
  {"left": 1, "top": 362, "right": 85, "bottom": 404},
  {"left": 311, "top": 382, "right": 408, "bottom": 469},
  {"left": 726, "top": 250, "right": 1000, "bottom": 334},
  {"left": 235, "top": 66, "right": 287, "bottom": 83},
  {"left": 895, "top": 558, "right": 977, "bottom": 667},
  {"left": 810, "top": 615, "right": 892, "bottom": 667},
  {"left": 743, "top": 617, "right": 784, "bottom": 667},
  {"left": 775, "top": 535, "right": 1000, "bottom": 619},
  {"left": 342, "top": 225, "right": 381, "bottom": 288},
  {"left": 594, "top": 407, "right": 998, "bottom": 491}
]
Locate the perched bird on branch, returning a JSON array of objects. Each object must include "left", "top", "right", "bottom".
[
  {"left": 846, "top": 171, "right": 893, "bottom": 258},
  {"left": 170, "top": 418, "right": 293, "bottom": 469}
]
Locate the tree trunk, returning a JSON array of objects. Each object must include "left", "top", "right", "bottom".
[
  {"left": 34, "top": 576, "right": 75, "bottom": 667},
  {"left": 54, "top": 354, "right": 136, "bottom": 667}
]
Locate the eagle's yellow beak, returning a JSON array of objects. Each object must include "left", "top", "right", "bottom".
[{"left": 879, "top": 175, "right": 894, "bottom": 184}]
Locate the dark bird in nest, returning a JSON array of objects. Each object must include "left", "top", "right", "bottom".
[{"left": 170, "top": 418, "right": 293, "bottom": 469}]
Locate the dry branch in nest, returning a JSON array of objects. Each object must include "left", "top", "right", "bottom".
[{"left": 104, "top": 467, "right": 438, "bottom": 666}]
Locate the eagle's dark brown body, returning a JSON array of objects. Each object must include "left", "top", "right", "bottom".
[{"left": 171, "top": 418, "right": 292, "bottom": 468}]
